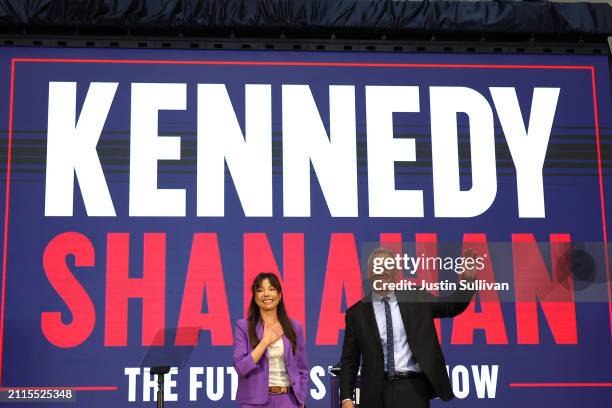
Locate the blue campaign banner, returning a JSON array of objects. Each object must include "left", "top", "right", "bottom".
[{"left": 0, "top": 46, "right": 610, "bottom": 407}]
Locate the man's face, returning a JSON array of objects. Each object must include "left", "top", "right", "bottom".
[{"left": 368, "top": 254, "right": 398, "bottom": 291}]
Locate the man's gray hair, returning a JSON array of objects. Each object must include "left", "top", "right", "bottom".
[{"left": 366, "top": 247, "right": 397, "bottom": 273}]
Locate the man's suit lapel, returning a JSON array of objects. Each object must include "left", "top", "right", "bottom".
[
  {"left": 364, "top": 292, "right": 428, "bottom": 353},
  {"left": 363, "top": 295, "right": 383, "bottom": 350},
  {"left": 397, "top": 291, "right": 423, "bottom": 352}
]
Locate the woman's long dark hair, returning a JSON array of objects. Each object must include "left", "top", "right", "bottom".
[{"left": 247, "top": 273, "right": 297, "bottom": 354}]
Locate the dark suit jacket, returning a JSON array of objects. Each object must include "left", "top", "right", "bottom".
[{"left": 340, "top": 286, "right": 474, "bottom": 407}]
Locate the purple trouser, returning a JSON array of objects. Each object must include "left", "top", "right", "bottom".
[{"left": 240, "top": 391, "right": 301, "bottom": 408}]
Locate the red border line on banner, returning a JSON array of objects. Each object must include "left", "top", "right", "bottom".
[
  {"left": 509, "top": 383, "right": 612, "bottom": 388},
  {"left": 3, "top": 59, "right": 598, "bottom": 70},
  {"left": 589, "top": 66, "right": 612, "bottom": 343},
  {"left": 0, "top": 58, "right": 610, "bottom": 389},
  {"left": 0, "top": 59, "right": 16, "bottom": 389}
]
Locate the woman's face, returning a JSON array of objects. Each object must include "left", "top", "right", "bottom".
[{"left": 254, "top": 278, "right": 281, "bottom": 312}]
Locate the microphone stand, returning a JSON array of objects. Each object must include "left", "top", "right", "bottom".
[{"left": 150, "top": 366, "right": 171, "bottom": 408}]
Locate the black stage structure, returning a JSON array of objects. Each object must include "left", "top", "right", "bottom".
[{"left": 0, "top": 1, "right": 609, "bottom": 55}]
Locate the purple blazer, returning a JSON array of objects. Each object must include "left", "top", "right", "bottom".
[{"left": 233, "top": 318, "right": 309, "bottom": 406}]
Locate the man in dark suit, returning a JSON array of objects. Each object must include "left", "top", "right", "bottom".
[{"left": 340, "top": 247, "right": 477, "bottom": 408}]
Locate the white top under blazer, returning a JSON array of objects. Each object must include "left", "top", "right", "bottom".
[{"left": 267, "top": 338, "right": 291, "bottom": 387}]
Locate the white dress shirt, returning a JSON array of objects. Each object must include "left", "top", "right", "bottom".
[{"left": 372, "top": 292, "right": 420, "bottom": 373}]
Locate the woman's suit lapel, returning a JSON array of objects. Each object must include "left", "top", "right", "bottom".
[
  {"left": 255, "top": 322, "right": 268, "bottom": 358},
  {"left": 256, "top": 320, "right": 291, "bottom": 361}
]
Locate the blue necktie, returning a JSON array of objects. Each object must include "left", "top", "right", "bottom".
[{"left": 382, "top": 296, "right": 395, "bottom": 379}]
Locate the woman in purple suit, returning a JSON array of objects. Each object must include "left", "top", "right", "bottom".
[{"left": 234, "top": 273, "right": 309, "bottom": 407}]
